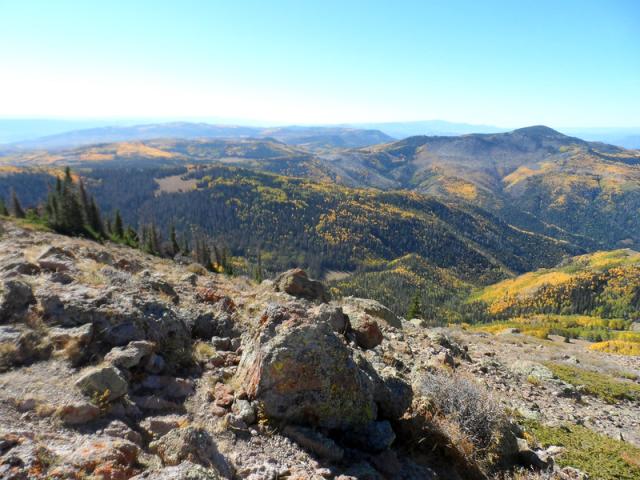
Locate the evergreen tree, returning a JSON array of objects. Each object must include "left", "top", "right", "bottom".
[
  {"left": 113, "top": 210, "right": 124, "bottom": 239},
  {"left": 169, "top": 224, "right": 179, "bottom": 256},
  {"left": 0, "top": 197, "right": 8, "bottom": 216},
  {"left": 407, "top": 291, "right": 423, "bottom": 319},
  {"left": 10, "top": 190, "right": 25, "bottom": 218},
  {"left": 87, "top": 197, "right": 104, "bottom": 236},
  {"left": 254, "top": 248, "right": 263, "bottom": 283}
]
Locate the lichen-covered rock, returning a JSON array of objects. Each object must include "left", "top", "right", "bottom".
[
  {"left": 273, "top": 268, "right": 330, "bottom": 302},
  {"left": 235, "top": 304, "right": 377, "bottom": 430},
  {"left": 75, "top": 364, "right": 128, "bottom": 401},
  {"left": 49, "top": 437, "right": 139, "bottom": 479},
  {"left": 309, "top": 303, "right": 349, "bottom": 333},
  {"left": 511, "top": 360, "right": 554, "bottom": 381}
]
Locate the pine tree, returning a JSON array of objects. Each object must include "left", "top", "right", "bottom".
[
  {"left": 10, "top": 190, "right": 25, "bottom": 218},
  {"left": 254, "top": 248, "right": 263, "bottom": 283},
  {"left": 0, "top": 197, "right": 8, "bottom": 216},
  {"left": 87, "top": 196, "right": 104, "bottom": 236},
  {"left": 169, "top": 224, "right": 179, "bottom": 256},
  {"left": 407, "top": 291, "right": 423, "bottom": 320},
  {"left": 113, "top": 210, "right": 124, "bottom": 239}
]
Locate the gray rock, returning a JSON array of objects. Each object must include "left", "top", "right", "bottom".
[
  {"left": 105, "top": 340, "right": 155, "bottom": 368},
  {"left": 145, "top": 353, "right": 166, "bottom": 374},
  {"left": 342, "top": 420, "right": 396, "bottom": 452},
  {"left": 0, "top": 279, "right": 35, "bottom": 322},
  {"left": 75, "top": 364, "right": 128, "bottom": 401},
  {"left": 511, "top": 360, "right": 554, "bottom": 381},
  {"left": 130, "top": 461, "right": 222, "bottom": 479},
  {"left": 273, "top": 268, "right": 329, "bottom": 302},
  {"left": 231, "top": 399, "right": 256, "bottom": 425},
  {"left": 102, "top": 419, "right": 143, "bottom": 445},
  {"left": 37, "top": 246, "right": 76, "bottom": 272},
  {"left": 48, "top": 323, "right": 94, "bottom": 348},
  {"left": 211, "top": 336, "right": 232, "bottom": 351},
  {"left": 149, "top": 427, "right": 233, "bottom": 477},
  {"left": 139, "top": 414, "right": 188, "bottom": 440},
  {"left": 55, "top": 401, "right": 101, "bottom": 425},
  {"left": 310, "top": 303, "right": 349, "bottom": 333},
  {"left": 341, "top": 297, "right": 402, "bottom": 329},
  {"left": 0, "top": 255, "right": 40, "bottom": 277},
  {"left": 283, "top": 425, "right": 344, "bottom": 461}
]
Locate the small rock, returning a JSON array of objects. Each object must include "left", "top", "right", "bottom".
[
  {"left": 48, "top": 323, "right": 94, "bottom": 349},
  {"left": 145, "top": 353, "right": 166, "bottom": 374},
  {"left": 75, "top": 364, "right": 129, "bottom": 401},
  {"left": 56, "top": 401, "right": 101, "bottom": 425},
  {"left": 149, "top": 427, "right": 233, "bottom": 477},
  {"left": 350, "top": 315, "right": 383, "bottom": 349},
  {"left": 310, "top": 304, "right": 349, "bottom": 333},
  {"left": 211, "top": 336, "right": 232, "bottom": 351},
  {"left": 103, "top": 419, "right": 143, "bottom": 445},
  {"left": 140, "top": 414, "right": 188, "bottom": 440},
  {"left": 105, "top": 340, "right": 155, "bottom": 369},
  {"left": 232, "top": 399, "right": 256, "bottom": 425},
  {"left": 130, "top": 461, "right": 221, "bottom": 479},
  {"left": 342, "top": 420, "right": 396, "bottom": 452}
]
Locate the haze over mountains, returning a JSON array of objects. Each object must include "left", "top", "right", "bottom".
[{"left": 2, "top": 118, "right": 640, "bottom": 150}]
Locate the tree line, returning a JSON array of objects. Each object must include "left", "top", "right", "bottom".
[{"left": 0, "top": 167, "right": 238, "bottom": 275}]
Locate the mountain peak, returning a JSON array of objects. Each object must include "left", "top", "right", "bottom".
[{"left": 511, "top": 125, "right": 566, "bottom": 138}]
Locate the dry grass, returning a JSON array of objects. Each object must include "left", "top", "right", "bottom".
[{"left": 192, "top": 341, "right": 216, "bottom": 363}]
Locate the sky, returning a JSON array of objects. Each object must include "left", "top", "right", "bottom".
[{"left": 0, "top": 0, "right": 639, "bottom": 127}]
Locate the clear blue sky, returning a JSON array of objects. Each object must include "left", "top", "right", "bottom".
[{"left": 0, "top": 0, "right": 638, "bottom": 127}]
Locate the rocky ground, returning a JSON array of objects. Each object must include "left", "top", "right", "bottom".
[
  {"left": 453, "top": 329, "right": 640, "bottom": 447},
  {"left": 0, "top": 218, "right": 633, "bottom": 479}
]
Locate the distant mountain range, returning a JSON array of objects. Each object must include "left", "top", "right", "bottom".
[
  {"left": 2, "top": 119, "right": 639, "bottom": 150},
  {"left": 1, "top": 122, "right": 392, "bottom": 151},
  {"left": 3, "top": 124, "right": 639, "bottom": 251}
]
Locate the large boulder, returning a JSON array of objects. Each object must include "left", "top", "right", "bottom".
[
  {"left": 235, "top": 304, "right": 377, "bottom": 430},
  {"left": 75, "top": 364, "right": 129, "bottom": 401},
  {"left": 273, "top": 269, "right": 330, "bottom": 302}
]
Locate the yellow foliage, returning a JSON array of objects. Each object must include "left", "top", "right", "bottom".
[{"left": 590, "top": 340, "right": 640, "bottom": 356}]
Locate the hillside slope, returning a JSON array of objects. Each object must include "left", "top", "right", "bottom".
[
  {"left": 474, "top": 249, "right": 640, "bottom": 321},
  {"left": 322, "top": 126, "right": 640, "bottom": 248}
]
